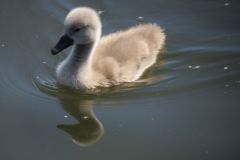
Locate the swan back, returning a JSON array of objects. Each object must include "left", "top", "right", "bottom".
[{"left": 91, "top": 24, "right": 165, "bottom": 83}]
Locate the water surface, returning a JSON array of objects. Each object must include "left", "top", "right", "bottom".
[{"left": 0, "top": 0, "right": 240, "bottom": 159}]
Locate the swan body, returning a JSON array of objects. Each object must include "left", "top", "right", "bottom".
[{"left": 51, "top": 7, "right": 165, "bottom": 89}]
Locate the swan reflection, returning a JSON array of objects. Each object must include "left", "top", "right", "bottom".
[{"left": 57, "top": 95, "right": 104, "bottom": 146}]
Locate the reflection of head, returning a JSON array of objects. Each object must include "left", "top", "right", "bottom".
[
  {"left": 57, "top": 114, "right": 104, "bottom": 147},
  {"left": 57, "top": 92, "right": 104, "bottom": 147}
]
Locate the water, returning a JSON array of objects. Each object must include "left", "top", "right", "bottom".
[{"left": 1, "top": 0, "right": 240, "bottom": 159}]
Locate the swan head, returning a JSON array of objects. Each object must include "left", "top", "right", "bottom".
[{"left": 51, "top": 7, "right": 101, "bottom": 55}]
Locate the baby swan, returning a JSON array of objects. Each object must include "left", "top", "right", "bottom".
[{"left": 51, "top": 7, "right": 165, "bottom": 89}]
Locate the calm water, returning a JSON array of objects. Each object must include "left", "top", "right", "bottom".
[{"left": 1, "top": 0, "right": 240, "bottom": 159}]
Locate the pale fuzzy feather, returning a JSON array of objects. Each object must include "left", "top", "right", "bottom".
[{"left": 87, "top": 24, "right": 166, "bottom": 87}]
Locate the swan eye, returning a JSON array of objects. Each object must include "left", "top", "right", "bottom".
[
  {"left": 73, "top": 25, "right": 88, "bottom": 32},
  {"left": 74, "top": 28, "right": 81, "bottom": 32}
]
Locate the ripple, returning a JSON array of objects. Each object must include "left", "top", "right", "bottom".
[
  {"left": 33, "top": 62, "right": 175, "bottom": 104},
  {"left": 33, "top": 74, "right": 59, "bottom": 96},
  {"left": 32, "top": 59, "right": 173, "bottom": 102},
  {"left": 0, "top": 69, "right": 54, "bottom": 102}
]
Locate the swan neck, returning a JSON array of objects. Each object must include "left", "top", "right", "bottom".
[{"left": 72, "top": 43, "right": 94, "bottom": 63}]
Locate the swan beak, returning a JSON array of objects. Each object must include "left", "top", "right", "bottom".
[{"left": 51, "top": 34, "right": 74, "bottom": 55}]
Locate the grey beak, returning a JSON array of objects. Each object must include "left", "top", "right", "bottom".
[{"left": 51, "top": 34, "right": 74, "bottom": 55}]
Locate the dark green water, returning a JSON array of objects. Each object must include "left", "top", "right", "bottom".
[{"left": 0, "top": 0, "right": 240, "bottom": 159}]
